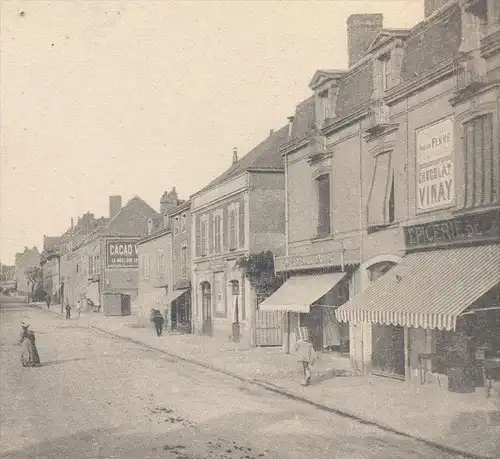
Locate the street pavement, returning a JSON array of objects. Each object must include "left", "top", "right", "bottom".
[{"left": 0, "top": 296, "right": 466, "bottom": 459}]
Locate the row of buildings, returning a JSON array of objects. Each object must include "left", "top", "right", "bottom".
[{"left": 15, "top": 0, "right": 500, "bottom": 390}]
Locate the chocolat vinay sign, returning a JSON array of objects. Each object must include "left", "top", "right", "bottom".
[
  {"left": 106, "top": 239, "right": 139, "bottom": 268},
  {"left": 416, "top": 119, "right": 454, "bottom": 212}
]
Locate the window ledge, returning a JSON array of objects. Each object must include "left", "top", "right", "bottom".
[{"left": 311, "top": 233, "right": 334, "bottom": 243}]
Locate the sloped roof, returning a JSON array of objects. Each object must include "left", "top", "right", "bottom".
[
  {"left": 290, "top": 97, "right": 316, "bottom": 139},
  {"left": 401, "top": 4, "right": 461, "bottom": 81},
  {"left": 169, "top": 199, "right": 191, "bottom": 217},
  {"left": 101, "top": 196, "right": 159, "bottom": 237},
  {"left": 195, "top": 125, "right": 289, "bottom": 195},
  {"left": 43, "top": 236, "right": 61, "bottom": 252},
  {"left": 335, "top": 60, "right": 374, "bottom": 118}
]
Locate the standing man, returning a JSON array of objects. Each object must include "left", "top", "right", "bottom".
[
  {"left": 76, "top": 299, "right": 82, "bottom": 318},
  {"left": 152, "top": 310, "right": 165, "bottom": 337},
  {"left": 45, "top": 292, "right": 51, "bottom": 309},
  {"left": 65, "top": 302, "right": 71, "bottom": 320}
]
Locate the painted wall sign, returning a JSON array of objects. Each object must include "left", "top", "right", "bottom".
[
  {"left": 416, "top": 119, "right": 454, "bottom": 212},
  {"left": 404, "top": 209, "right": 500, "bottom": 250},
  {"left": 275, "top": 251, "right": 351, "bottom": 273},
  {"left": 106, "top": 239, "right": 139, "bottom": 268}
]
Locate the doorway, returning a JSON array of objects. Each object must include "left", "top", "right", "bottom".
[
  {"left": 201, "top": 282, "right": 212, "bottom": 336},
  {"left": 372, "top": 324, "right": 405, "bottom": 378}
]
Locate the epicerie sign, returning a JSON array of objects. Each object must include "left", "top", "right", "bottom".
[
  {"left": 417, "top": 119, "right": 454, "bottom": 212},
  {"left": 106, "top": 240, "right": 138, "bottom": 268}
]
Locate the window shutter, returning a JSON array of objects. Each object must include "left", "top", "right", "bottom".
[{"left": 367, "top": 152, "right": 392, "bottom": 227}]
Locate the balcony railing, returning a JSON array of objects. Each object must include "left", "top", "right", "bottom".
[{"left": 365, "top": 103, "right": 390, "bottom": 135}]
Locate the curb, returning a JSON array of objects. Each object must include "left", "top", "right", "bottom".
[{"left": 30, "top": 302, "right": 491, "bottom": 459}]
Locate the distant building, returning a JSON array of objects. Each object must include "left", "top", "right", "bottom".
[
  {"left": 14, "top": 246, "right": 40, "bottom": 296},
  {"left": 61, "top": 195, "right": 159, "bottom": 314},
  {"left": 40, "top": 236, "right": 62, "bottom": 303},
  {"left": 136, "top": 188, "right": 188, "bottom": 329},
  {"left": 190, "top": 129, "right": 288, "bottom": 346},
  {"left": 169, "top": 199, "right": 192, "bottom": 332}
]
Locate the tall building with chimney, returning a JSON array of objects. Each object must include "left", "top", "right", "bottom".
[
  {"left": 260, "top": 0, "right": 500, "bottom": 392},
  {"left": 60, "top": 195, "right": 158, "bottom": 314}
]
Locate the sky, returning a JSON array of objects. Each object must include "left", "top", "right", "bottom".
[{"left": 0, "top": 0, "right": 424, "bottom": 265}]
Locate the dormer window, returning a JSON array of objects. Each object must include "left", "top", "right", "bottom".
[
  {"left": 380, "top": 53, "right": 391, "bottom": 91},
  {"left": 319, "top": 89, "right": 330, "bottom": 122}
]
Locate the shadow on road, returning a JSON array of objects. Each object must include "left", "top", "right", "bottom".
[
  {"left": 40, "top": 357, "right": 87, "bottom": 367},
  {"left": 0, "top": 405, "right": 463, "bottom": 459}
]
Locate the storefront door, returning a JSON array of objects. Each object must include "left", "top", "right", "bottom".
[{"left": 372, "top": 324, "right": 405, "bottom": 378}]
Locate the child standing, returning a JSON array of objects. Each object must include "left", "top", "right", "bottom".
[{"left": 294, "top": 326, "right": 315, "bottom": 386}]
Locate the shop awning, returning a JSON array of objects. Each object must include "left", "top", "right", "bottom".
[
  {"left": 258, "top": 272, "right": 346, "bottom": 313},
  {"left": 166, "top": 288, "right": 189, "bottom": 305},
  {"left": 336, "top": 245, "right": 500, "bottom": 331}
]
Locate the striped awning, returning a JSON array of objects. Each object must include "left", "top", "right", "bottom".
[
  {"left": 336, "top": 245, "right": 500, "bottom": 331},
  {"left": 259, "top": 272, "right": 346, "bottom": 313}
]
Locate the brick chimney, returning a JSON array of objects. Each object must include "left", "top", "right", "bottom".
[
  {"left": 424, "top": 0, "right": 450, "bottom": 17},
  {"left": 347, "top": 14, "right": 383, "bottom": 67},
  {"left": 232, "top": 147, "right": 238, "bottom": 164},
  {"left": 109, "top": 195, "right": 122, "bottom": 219},
  {"left": 160, "top": 187, "right": 179, "bottom": 215}
]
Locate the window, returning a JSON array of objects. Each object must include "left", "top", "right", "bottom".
[
  {"left": 200, "top": 216, "right": 208, "bottom": 256},
  {"left": 89, "top": 256, "right": 94, "bottom": 275},
  {"left": 380, "top": 54, "right": 391, "bottom": 91},
  {"left": 157, "top": 250, "right": 165, "bottom": 277},
  {"left": 388, "top": 173, "right": 395, "bottom": 224},
  {"left": 181, "top": 246, "right": 188, "bottom": 278},
  {"left": 463, "top": 114, "right": 495, "bottom": 208},
  {"left": 213, "top": 211, "right": 223, "bottom": 253},
  {"left": 367, "top": 151, "right": 394, "bottom": 228},
  {"left": 214, "top": 272, "right": 226, "bottom": 316},
  {"left": 174, "top": 217, "right": 180, "bottom": 235},
  {"left": 228, "top": 203, "right": 239, "bottom": 250},
  {"left": 201, "top": 282, "right": 212, "bottom": 320},
  {"left": 181, "top": 213, "right": 187, "bottom": 233},
  {"left": 316, "top": 174, "right": 331, "bottom": 237}
]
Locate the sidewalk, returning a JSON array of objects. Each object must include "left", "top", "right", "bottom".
[{"left": 32, "top": 303, "right": 500, "bottom": 458}]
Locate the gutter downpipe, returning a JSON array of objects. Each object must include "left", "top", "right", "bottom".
[
  {"left": 283, "top": 116, "right": 293, "bottom": 355},
  {"left": 358, "top": 120, "right": 365, "bottom": 374}
]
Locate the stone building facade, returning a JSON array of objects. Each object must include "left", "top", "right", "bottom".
[
  {"left": 262, "top": 0, "right": 500, "bottom": 389},
  {"left": 191, "top": 129, "right": 288, "bottom": 346}
]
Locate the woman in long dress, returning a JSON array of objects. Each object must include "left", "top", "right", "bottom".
[{"left": 20, "top": 323, "right": 41, "bottom": 367}]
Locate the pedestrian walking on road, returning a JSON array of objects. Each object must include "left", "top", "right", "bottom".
[
  {"left": 45, "top": 292, "right": 51, "bottom": 309},
  {"left": 294, "top": 326, "right": 315, "bottom": 386},
  {"left": 76, "top": 300, "right": 82, "bottom": 318},
  {"left": 65, "top": 302, "right": 71, "bottom": 320},
  {"left": 152, "top": 310, "right": 164, "bottom": 337}
]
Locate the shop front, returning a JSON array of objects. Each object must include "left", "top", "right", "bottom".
[
  {"left": 166, "top": 282, "right": 192, "bottom": 333},
  {"left": 336, "top": 211, "right": 500, "bottom": 391},
  {"left": 259, "top": 267, "right": 352, "bottom": 355}
]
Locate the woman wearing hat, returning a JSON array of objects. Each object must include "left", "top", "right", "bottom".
[{"left": 19, "top": 322, "right": 41, "bottom": 367}]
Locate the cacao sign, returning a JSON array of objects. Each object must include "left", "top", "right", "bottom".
[{"left": 106, "top": 239, "right": 139, "bottom": 268}]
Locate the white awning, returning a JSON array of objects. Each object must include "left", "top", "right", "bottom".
[
  {"left": 335, "top": 245, "right": 500, "bottom": 331},
  {"left": 165, "top": 288, "right": 189, "bottom": 305},
  {"left": 258, "top": 272, "right": 346, "bottom": 313}
]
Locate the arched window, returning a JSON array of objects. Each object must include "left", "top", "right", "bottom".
[{"left": 368, "top": 261, "right": 396, "bottom": 283}]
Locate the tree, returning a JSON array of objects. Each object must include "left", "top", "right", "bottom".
[
  {"left": 235, "top": 250, "right": 283, "bottom": 296},
  {"left": 25, "top": 266, "right": 42, "bottom": 296}
]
